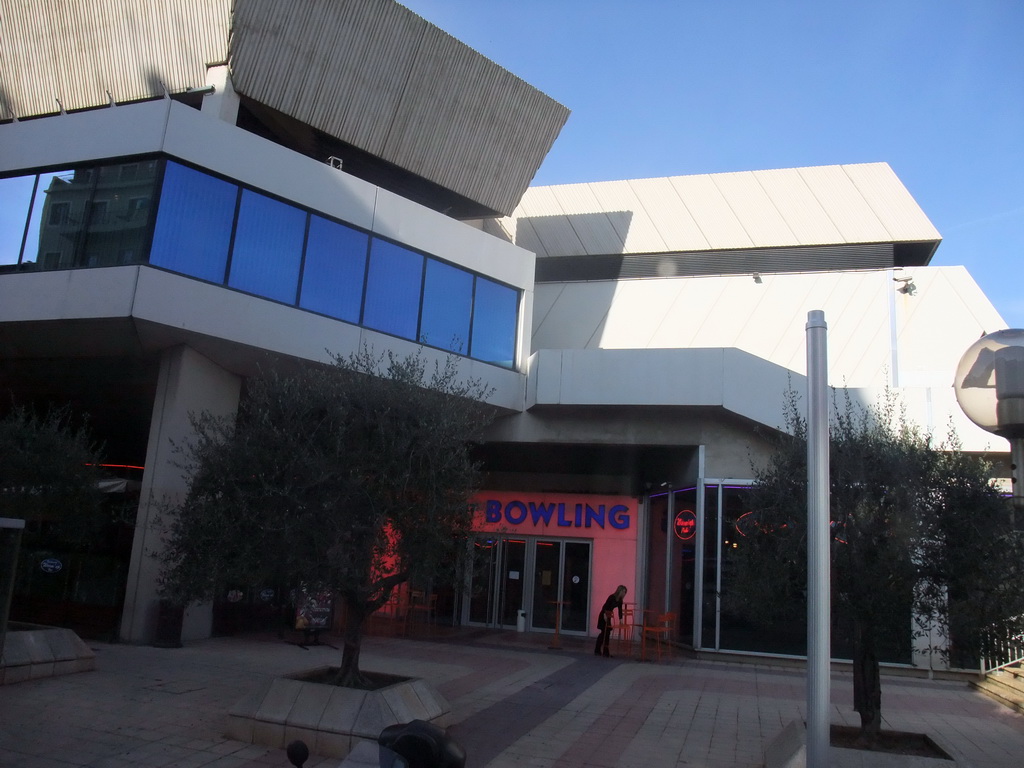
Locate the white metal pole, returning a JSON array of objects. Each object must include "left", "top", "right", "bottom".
[
  {"left": 806, "top": 310, "right": 831, "bottom": 766},
  {"left": 1010, "top": 437, "right": 1024, "bottom": 521}
]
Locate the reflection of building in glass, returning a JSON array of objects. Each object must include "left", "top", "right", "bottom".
[
  {"left": 32, "top": 161, "right": 157, "bottom": 270},
  {"left": 0, "top": 0, "right": 1011, "bottom": 669}
]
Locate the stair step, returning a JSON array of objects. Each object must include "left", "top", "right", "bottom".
[
  {"left": 971, "top": 677, "right": 1024, "bottom": 715},
  {"left": 988, "top": 667, "right": 1024, "bottom": 692},
  {"left": 1003, "top": 664, "right": 1024, "bottom": 682}
]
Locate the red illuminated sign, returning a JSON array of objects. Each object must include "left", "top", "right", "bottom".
[{"left": 674, "top": 509, "right": 696, "bottom": 540}]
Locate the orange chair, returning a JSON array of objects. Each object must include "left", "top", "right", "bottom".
[
  {"left": 641, "top": 611, "right": 676, "bottom": 662},
  {"left": 613, "top": 602, "right": 638, "bottom": 657}
]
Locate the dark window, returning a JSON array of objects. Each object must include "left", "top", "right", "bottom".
[
  {"left": 298, "top": 215, "right": 368, "bottom": 323},
  {"left": 471, "top": 277, "right": 518, "bottom": 368},
  {"left": 88, "top": 200, "right": 109, "bottom": 226},
  {"left": 41, "top": 251, "right": 66, "bottom": 269},
  {"left": 227, "top": 189, "right": 306, "bottom": 303},
  {"left": 80, "top": 164, "right": 158, "bottom": 268},
  {"left": 48, "top": 201, "right": 71, "bottom": 226},
  {"left": 420, "top": 259, "right": 473, "bottom": 353},
  {"left": 149, "top": 161, "right": 237, "bottom": 283},
  {"left": 362, "top": 239, "right": 424, "bottom": 340}
]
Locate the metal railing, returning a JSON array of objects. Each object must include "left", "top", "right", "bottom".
[{"left": 980, "top": 615, "right": 1024, "bottom": 675}]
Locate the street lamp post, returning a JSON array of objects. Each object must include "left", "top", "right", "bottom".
[{"left": 954, "top": 329, "right": 1024, "bottom": 516}]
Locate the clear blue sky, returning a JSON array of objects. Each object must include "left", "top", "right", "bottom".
[{"left": 401, "top": 0, "right": 1024, "bottom": 330}]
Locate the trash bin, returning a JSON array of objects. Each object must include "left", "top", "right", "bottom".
[{"left": 516, "top": 609, "right": 526, "bottom": 633}]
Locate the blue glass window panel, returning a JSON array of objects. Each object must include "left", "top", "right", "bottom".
[
  {"left": 0, "top": 174, "right": 36, "bottom": 265},
  {"left": 298, "top": 215, "right": 368, "bottom": 322},
  {"left": 362, "top": 239, "right": 424, "bottom": 340},
  {"left": 228, "top": 190, "right": 306, "bottom": 303},
  {"left": 150, "top": 161, "right": 236, "bottom": 283},
  {"left": 471, "top": 278, "right": 519, "bottom": 368},
  {"left": 419, "top": 259, "right": 473, "bottom": 353}
]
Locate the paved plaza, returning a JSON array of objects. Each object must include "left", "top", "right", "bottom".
[{"left": 2, "top": 629, "right": 1024, "bottom": 768}]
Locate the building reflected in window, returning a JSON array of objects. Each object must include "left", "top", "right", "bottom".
[{"left": 0, "top": 156, "right": 520, "bottom": 370}]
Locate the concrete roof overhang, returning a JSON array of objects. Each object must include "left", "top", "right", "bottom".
[{"left": 0, "top": 0, "right": 568, "bottom": 217}]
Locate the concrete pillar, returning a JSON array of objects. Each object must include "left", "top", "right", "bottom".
[{"left": 119, "top": 346, "right": 241, "bottom": 644}]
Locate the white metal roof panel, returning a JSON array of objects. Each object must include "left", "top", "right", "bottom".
[
  {"left": 548, "top": 184, "right": 627, "bottom": 255},
  {"left": 796, "top": 165, "right": 892, "bottom": 243},
  {"left": 751, "top": 167, "right": 846, "bottom": 245},
  {"left": 508, "top": 217, "right": 547, "bottom": 258},
  {"left": 514, "top": 186, "right": 583, "bottom": 257},
  {"left": 505, "top": 162, "right": 940, "bottom": 260},
  {"left": 842, "top": 163, "right": 941, "bottom": 242},
  {"left": 626, "top": 177, "right": 711, "bottom": 253},
  {"left": 711, "top": 171, "right": 798, "bottom": 247},
  {"left": 582, "top": 181, "right": 666, "bottom": 254},
  {"left": 667, "top": 175, "right": 756, "bottom": 249}
]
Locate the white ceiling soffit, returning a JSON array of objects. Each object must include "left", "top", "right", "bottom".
[
  {"left": 505, "top": 162, "right": 941, "bottom": 258},
  {"left": 0, "top": 0, "right": 568, "bottom": 218}
]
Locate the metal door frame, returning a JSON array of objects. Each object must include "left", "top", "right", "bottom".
[{"left": 463, "top": 535, "right": 592, "bottom": 635}]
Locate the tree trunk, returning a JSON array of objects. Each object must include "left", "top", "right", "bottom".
[
  {"left": 852, "top": 619, "right": 882, "bottom": 736},
  {"left": 335, "top": 595, "right": 369, "bottom": 688}
]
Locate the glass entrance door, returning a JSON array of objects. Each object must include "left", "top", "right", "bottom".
[
  {"left": 468, "top": 536, "right": 525, "bottom": 628},
  {"left": 468, "top": 535, "right": 591, "bottom": 634},
  {"left": 531, "top": 539, "right": 591, "bottom": 633}
]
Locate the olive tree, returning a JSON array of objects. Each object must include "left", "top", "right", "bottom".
[
  {"left": 157, "top": 349, "right": 495, "bottom": 687},
  {"left": 727, "top": 388, "right": 1023, "bottom": 737},
  {"left": 0, "top": 403, "right": 106, "bottom": 543}
]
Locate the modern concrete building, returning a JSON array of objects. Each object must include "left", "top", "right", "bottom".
[{"left": 0, "top": 0, "right": 1008, "bottom": 665}]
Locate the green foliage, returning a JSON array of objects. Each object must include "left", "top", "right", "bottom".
[
  {"left": 728, "top": 387, "right": 1020, "bottom": 731},
  {"left": 157, "top": 348, "right": 495, "bottom": 681},
  {"left": 0, "top": 403, "right": 106, "bottom": 546}
]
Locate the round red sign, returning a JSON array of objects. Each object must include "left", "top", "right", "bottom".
[{"left": 674, "top": 509, "right": 696, "bottom": 540}]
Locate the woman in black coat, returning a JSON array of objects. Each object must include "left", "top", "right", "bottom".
[{"left": 594, "top": 584, "right": 627, "bottom": 657}]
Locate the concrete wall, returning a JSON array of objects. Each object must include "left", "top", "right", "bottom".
[{"left": 121, "top": 345, "right": 241, "bottom": 643}]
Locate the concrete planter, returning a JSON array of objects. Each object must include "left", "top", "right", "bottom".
[
  {"left": 0, "top": 625, "right": 95, "bottom": 685},
  {"left": 227, "top": 666, "right": 450, "bottom": 759},
  {"left": 764, "top": 720, "right": 966, "bottom": 767}
]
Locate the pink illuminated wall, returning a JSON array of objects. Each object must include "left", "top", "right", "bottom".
[{"left": 472, "top": 491, "right": 639, "bottom": 635}]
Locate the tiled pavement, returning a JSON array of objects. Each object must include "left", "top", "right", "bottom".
[{"left": 2, "top": 628, "right": 1024, "bottom": 768}]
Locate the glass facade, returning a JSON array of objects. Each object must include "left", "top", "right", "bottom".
[
  {"left": 420, "top": 259, "right": 473, "bottom": 354},
  {"left": 648, "top": 481, "right": 913, "bottom": 663},
  {"left": 362, "top": 239, "right": 424, "bottom": 340},
  {"left": 228, "top": 189, "right": 307, "bottom": 304},
  {"left": 0, "top": 157, "right": 520, "bottom": 369},
  {"left": 1, "top": 164, "right": 160, "bottom": 271},
  {"left": 150, "top": 162, "right": 236, "bottom": 282}
]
